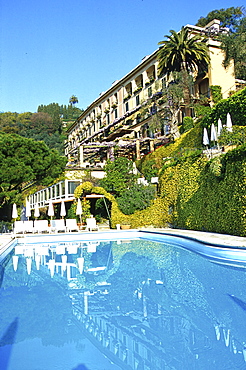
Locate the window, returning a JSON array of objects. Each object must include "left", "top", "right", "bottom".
[
  {"left": 68, "top": 181, "right": 80, "bottom": 194},
  {"left": 106, "top": 114, "right": 110, "bottom": 125},
  {"left": 114, "top": 109, "right": 118, "bottom": 119},
  {"left": 125, "top": 102, "right": 129, "bottom": 112},
  {"left": 148, "top": 87, "right": 152, "bottom": 97},
  {"left": 136, "top": 95, "right": 140, "bottom": 106},
  {"left": 162, "top": 78, "right": 166, "bottom": 89}
]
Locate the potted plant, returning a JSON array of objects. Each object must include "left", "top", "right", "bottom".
[{"left": 120, "top": 220, "right": 131, "bottom": 230}]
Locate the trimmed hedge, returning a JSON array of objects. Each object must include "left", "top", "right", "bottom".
[
  {"left": 203, "top": 87, "right": 246, "bottom": 128},
  {"left": 159, "top": 145, "right": 246, "bottom": 236}
]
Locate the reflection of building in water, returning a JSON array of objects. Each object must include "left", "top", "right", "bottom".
[
  {"left": 70, "top": 278, "right": 246, "bottom": 370},
  {"left": 12, "top": 241, "right": 246, "bottom": 368}
]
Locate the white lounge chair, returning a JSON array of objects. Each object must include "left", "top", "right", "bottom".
[
  {"left": 14, "top": 220, "right": 34, "bottom": 234},
  {"left": 34, "top": 220, "right": 50, "bottom": 233},
  {"left": 66, "top": 219, "right": 79, "bottom": 232},
  {"left": 23, "top": 220, "right": 34, "bottom": 233},
  {"left": 85, "top": 217, "right": 99, "bottom": 231},
  {"left": 13, "top": 221, "right": 25, "bottom": 234},
  {"left": 50, "top": 219, "right": 66, "bottom": 233}
]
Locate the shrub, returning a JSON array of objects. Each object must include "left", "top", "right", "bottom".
[
  {"left": 180, "top": 116, "right": 194, "bottom": 133},
  {"left": 117, "top": 184, "right": 156, "bottom": 215},
  {"left": 210, "top": 85, "right": 223, "bottom": 104}
]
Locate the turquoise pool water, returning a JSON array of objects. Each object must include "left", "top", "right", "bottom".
[{"left": 0, "top": 231, "right": 246, "bottom": 369}]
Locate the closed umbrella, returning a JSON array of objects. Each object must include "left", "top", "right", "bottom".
[
  {"left": 210, "top": 123, "right": 217, "bottom": 142},
  {"left": 76, "top": 198, "right": 83, "bottom": 223},
  {"left": 217, "top": 119, "right": 223, "bottom": 137},
  {"left": 12, "top": 203, "right": 18, "bottom": 220},
  {"left": 60, "top": 201, "right": 66, "bottom": 219},
  {"left": 34, "top": 204, "right": 40, "bottom": 219},
  {"left": 25, "top": 199, "right": 31, "bottom": 220},
  {"left": 226, "top": 113, "right": 233, "bottom": 132},
  {"left": 48, "top": 199, "right": 54, "bottom": 220},
  {"left": 203, "top": 128, "right": 209, "bottom": 146}
]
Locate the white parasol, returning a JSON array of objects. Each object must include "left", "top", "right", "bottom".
[
  {"left": 210, "top": 123, "right": 217, "bottom": 142},
  {"left": 25, "top": 199, "right": 31, "bottom": 220},
  {"left": 76, "top": 198, "right": 83, "bottom": 223},
  {"left": 12, "top": 203, "right": 18, "bottom": 220},
  {"left": 226, "top": 113, "right": 233, "bottom": 132},
  {"left": 203, "top": 128, "right": 210, "bottom": 146},
  {"left": 34, "top": 204, "right": 40, "bottom": 219},
  {"left": 60, "top": 201, "right": 66, "bottom": 219},
  {"left": 48, "top": 199, "right": 54, "bottom": 220},
  {"left": 217, "top": 118, "right": 223, "bottom": 137}
]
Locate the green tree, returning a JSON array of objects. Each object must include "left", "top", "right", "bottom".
[
  {"left": 196, "top": 6, "right": 244, "bottom": 31},
  {"left": 100, "top": 157, "right": 137, "bottom": 197},
  {"left": 69, "top": 95, "right": 79, "bottom": 106},
  {"left": 158, "top": 28, "right": 210, "bottom": 116},
  {"left": 220, "top": 16, "right": 246, "bottom": 80},
  {"left": 0, "top": 133, "right": 66, "bottom": 207}
]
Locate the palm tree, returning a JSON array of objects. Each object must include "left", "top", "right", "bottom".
[
  {"left": 158, "top": 27, "right": 210, "bottom": 116},
  {"left": 69, "top": 95, "right": 79, "bottom": 106}
]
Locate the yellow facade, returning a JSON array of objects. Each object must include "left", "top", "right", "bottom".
[{"left": 65, "top": 19, "right": 236, "bottom": 167}]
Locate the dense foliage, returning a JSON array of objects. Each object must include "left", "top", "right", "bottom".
[
  {"left": 99, "top": 157, "right": 137, "bottom": 197},
  {"left": 203, "top": 87, "right": 246, "bottom": 128},
  {"left": 159, "top": 146, "right": 246, "bottom": 236},
  {"left": 117, "top": 184, "right": 156, "bottom": 215},
  {"left": 0, "top": 133, "right": 66, "bottom": 207},
  {"left": 196, "top": 6, "right": 244, "bottom": 31},
  {"left": 196, "top": 6, "right": 246, "bottom": 80},
  {"left": 0, "top": 102, "right": 83, "bottom": 154}
]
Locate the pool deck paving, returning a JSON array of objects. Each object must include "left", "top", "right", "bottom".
[
  {"left": 144, "top": 228, "right": 246, "bottom": 248},
  {"left": 0, "top": 228, "right": 246, "bottom": 257}
]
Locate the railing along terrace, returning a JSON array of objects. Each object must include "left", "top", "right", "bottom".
[{"left": 28, "top": 180, "right": 82, "bottom": 209}]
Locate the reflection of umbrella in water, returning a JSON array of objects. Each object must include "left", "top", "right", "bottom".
[
  {"left": 48, "top": 259, "right": 55, "bottom": 278},
  {"left": 60, "top": 201, "right": 66, "bottom": 219},
  {"left": 226, "top": 113, "right": 233, "bottom": 132},
  {"left": 26, "top": 258, "right": 32, "bottom": 275},
  {"left": 76, "top": 198, "right": 83, "bottom": 223},
  {"left": 203, "top": 128, "right": 209, "bottom": 146},
  {"left": 77, "top": 257, "right": 84, "bottom": 274},
  {"left": 61, "top": 255, "right": 67, "bottom": 271},
  {"left": 12, "top": 255, "right": 19, "bottom": 271},
  {"left": 12, "top": 203, "right": 18, "bottom": 220},
  {"left": 48, "top": 199, "right": 54, "bottom": 220},
  {"left": 35, "top": 254, "right": 41, "bottom": 270},
  {"left": 25, "top": 199, "right": 31, "bottom": 220},
  {"left": 34, "top": 204, "right": 40, "bottom": 219}
]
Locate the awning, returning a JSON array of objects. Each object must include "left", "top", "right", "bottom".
[{"left": 85, "top": 194, "right": 104, "bottom": 198}]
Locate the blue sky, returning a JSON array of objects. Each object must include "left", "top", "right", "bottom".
[{"left": 0, "top": 0, "right": 242, "bottom": 113}]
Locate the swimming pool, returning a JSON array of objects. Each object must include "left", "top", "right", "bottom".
[{"left": 0, "top": 231, "right": 246, "bottom": 369}]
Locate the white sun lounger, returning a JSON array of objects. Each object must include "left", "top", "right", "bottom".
[
  {"left": 14, "top": 220, "right": 34, "bottom": 234},
  {"left": 65, "top": 219, "right": 79, "bottom": 232},
  {"left": 50, "top": 219, "right": 66, "bottom": 233},
  {"left": 85, "top": 217, "right": 99, "bottom": 231},
  {"left": 34, "top": 220, "right": 50, "bottom": 233}
]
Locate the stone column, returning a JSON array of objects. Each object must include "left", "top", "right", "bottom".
[
  {"left": 136, "top": 139, "right": 141, "bottom": 160},
  {"left": 79, "top": 145, "right": 84, "bottom": 167},
  {"left": 150, "top": 139, "right": 154, "bottom": 152}
]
